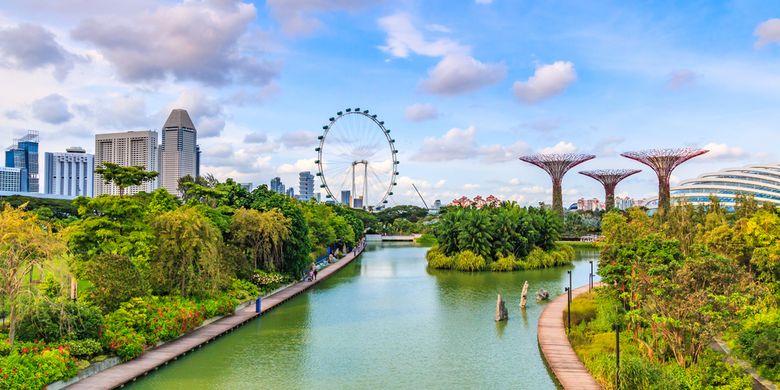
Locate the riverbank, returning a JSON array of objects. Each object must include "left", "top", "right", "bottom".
[{"left": 63, "top": 243, "right": 365, "bottom": 389}]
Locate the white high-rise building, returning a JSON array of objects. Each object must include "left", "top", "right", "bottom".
[
  {"left": 0, "top": 167, "right": 22, "bottom": 192},
  {"left": 160, "top": 109, "right": 199, "bottom": 196},
  {"left": 94, "top": 130, "right": 159, "bottom": 196},
  {"left": 298, "top": 171, "right": 314, "bottom": 201},
  {"left": 44, "top": 147, "right": 94, "bottom": 198}
]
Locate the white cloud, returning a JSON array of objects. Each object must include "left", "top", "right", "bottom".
[
  {"left": 378, "top": 13, "right": 467, "bottom": 58},
  {"left": 0, "top": 24, "right": 82, "bottom": 81},
  {"left": 435, "top": 179, "right": 446, "bottom": 188},
  {"left": 280, "top": 130, "right": 318, "bottom": 148},
  {"left": 277, "top": 158, "right": 317, "bottom": 174},
  {"left": 509, "top": 178, "right": 522, "bottom": 185},
  {"left": 71, "top": 1, "right": 279, "bottom": 86},
  {"left": 592, "top": 137, "right": 625, "bottom": 155},
  {"left": 463, "top": 183, "right": 480, "bottom": 190},
  {"left": 512, "top": 61, "right": 576, "bottom": 104},
  {"left": 244, "top": 132, "right": 268, "bottom": 143},
  {"left": 31, "top": 93, "right": 72, "bottom": 124},
  {"left": 539, "top": 141, "right": 577, "bottom": 154},
  {"left": 268, "top": 0, "right": 381, "bottom": 36},
  {"left": 412, "top": 126, "right": 477, "bottom": 162},
  {"left": 700, "top": 142, "right": 747, "bottom": 161},
  {"left": 666, "top": 69, "right": 696, "bottom": 90},
  {"left": 425, "top": 24, "right": 452, "bottom": 33},
  {"left": 404, "top": 103, "right": 438, "bottom": 122},
  {"left": 478, "top": 141, "right": 531, "bottom": 163},
  {"left": 754, "top": 18, "right": 780, "bottom": 48},
  {"left": 422, "top": 54, "right": 506, "bottom": 95}
]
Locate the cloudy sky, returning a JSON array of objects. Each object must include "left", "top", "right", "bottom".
[{"left": 1, "top": 0, "right": 779, "bottom": 207}]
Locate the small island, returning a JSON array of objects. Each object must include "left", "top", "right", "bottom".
[{"left": 426, "top": 201, "right": 575, "bottom": 272}]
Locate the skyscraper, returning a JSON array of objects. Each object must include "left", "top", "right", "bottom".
[
  {"left": 44, "top": 147, "right": 94, "bottom": 198},
  {"left": 286, "top": 187, "right": 294, "bottom": 198},
  {"left": 270, "top": 177, "right": 285, "bottom": 194},
  {"left": 341, "top": 189, "right": 351, "bottom": 206},
  {"left": 298, "top": 171, "right": 314, "bottom": 201},
  {"left": 0, "top": 167, "right": 22, "bottom": 192},
  {"left": 94, "top": 130, "right": 159, "bottom": 196},
  {"left": 160, "top": 109, "right": 199, "bottom": 196},
  {"left": 5, "top": 130, "right": 39, "bottom": 192}
]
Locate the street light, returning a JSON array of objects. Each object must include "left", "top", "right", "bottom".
[
  {"left": 589, "top": 260, "right": 594, "bottom": 291},
  {"left": 564, "top": 287, "right": 571, "bottom": 333},
  {"left": 614, "top": 323, "right": 621, "bottom": 389}
]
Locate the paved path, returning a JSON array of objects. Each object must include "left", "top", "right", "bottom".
[
  {"left": 537, "top": 283, "right": 603, "bottom": 390},
  {"left": 67, "top": 245, "right": 365, "bottom": 390}
]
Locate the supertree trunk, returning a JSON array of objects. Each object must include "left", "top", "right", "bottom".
[
  {"left": 552, "top": 178, "right": 563, "bottom": 217},
  {"left": 519, "top": 153, "right": 595, "bottom": 218},
  {"left": 579, "top": 169, "right": 641, "bottom": 212},
  {"left": 604, "top": 183, "right": 617, "bottom": 211}
]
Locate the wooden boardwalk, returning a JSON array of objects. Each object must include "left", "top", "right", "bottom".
[
  {"left": 537, "top": 283, "right": 603, "bottom": 390},
  {"left": 66, "top": 245, "right": 366, "bottom": 390}
]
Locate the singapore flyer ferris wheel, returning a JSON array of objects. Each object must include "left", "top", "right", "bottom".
[{"left": 315, "top": 108, "right": 398, "bottom": 210}]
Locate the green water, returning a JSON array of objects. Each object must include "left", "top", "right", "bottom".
[{"left": 129, "top": 243, "right": 599, "bottom": 389}]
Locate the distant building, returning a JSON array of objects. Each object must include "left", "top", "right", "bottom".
[
  {"left": 159, "top": 109, "right": 199, "bottom": 196},
  {"left": 576, "top": 198, "right": 603, "bottom": 212},
  {"left": 286, "top": 187, "right": 294, "bottom": 198},
  {"left": 668, "top": 163, "right": 780, "bottom": 209},
  {"left": 298, "top": 171, "right": 314, "bottom": 201},
  {"left": 341, "top": 189, "right": 351, "bottom": 206},
  {"left": 239, "top": 182, "right": 253, "bottom": 192},
  {"left": 433, "top": 199, "right": 442, "bottom": 209},
  {"left": 95, "top": 130, "right": 159, "bottom": 196},
  {"left": 0, "top": 167, "right": 22, "bottom": 192},
  {"left": 614, "top": 196, "right": 635, "bottom": 210},
  {"left": 44, "top": 147, "right": 94, "bottom": 198},
  {"left": 5, "top": 130, "right": 39, "bottom": 192},
  {"left": 315, "top": 192, "right": 321, "bottom": 202},
  {"left": 352, "top": 196, "right": 363, "bottom": 209},
  {"left": 270, "top": 177, "right": 285, "bottom": 194}
]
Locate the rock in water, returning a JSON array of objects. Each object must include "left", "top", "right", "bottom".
[
  {"left": 536, "top": 288, "right": 549, "bottom": 301},
  {"left": 520, "top": 281, "right": 529, "bottom": 310},
  {"left": 495, "top": 294, "right": 508, "bottom": 322}
]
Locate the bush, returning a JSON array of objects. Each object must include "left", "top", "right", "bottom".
[
  {"left": 454, "top": 250, "right": 486, "bottom": 272},
  {"left": 426, "top": 247, "right": 454, "bottom": 269},
  {"left": 0, "top": 347, "right": 79, "bottom": 389},
  {"left": 251, "top": 270, "right": 288, "bottom": 288},
  {"left": 16, "top": 299, "right": 102, "bottom": 342},
  {"left": 62, "top": 338, "right": 103, "bottom": 359},
  {"left": 737, "top": 308, "right": 780, "bottom": 380},
  {"left": 490, "top": 254, "right": 518, "bottom": 272},
  {"left": 228, "top": 278, "right": 259, "bottom": 302}
]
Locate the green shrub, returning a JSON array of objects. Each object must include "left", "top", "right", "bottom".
[
  {"left": 454, "top": 250, "right": 486, "bottom": 272},
  {"left": 426, "top": 247, "right": 454, "bottom": 269},
  {"left": 62, "top": 338, "right": 103, "bottom": 359},
  {"left": 490, "top": 254, "right": 518, "bottom": 272},
  {"left": 415, "top": 233, "right": 437, "bottom": 246},
  {"left": 228, "top": 278, "right": 259, "bottom": 302},
  {"left": 524, "top": 247, "right": 549, "bottom": 269},
  {"left": 0, "top": 348, "right": 79, "bottom": 389},
  {"left": 737, "top": 308, "right": 780, "bottom": 380},
  {"left": 16, "top": 299, "right": 103, "bottom": 342}
]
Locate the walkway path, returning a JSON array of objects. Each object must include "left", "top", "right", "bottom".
[
  {"left": 537, "top": 283, "right": 603, "bottom": 390},
  {"left": 66, "top": 244, "right": 366, "bottom": 390}
]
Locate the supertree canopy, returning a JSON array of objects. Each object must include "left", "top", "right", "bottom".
[
  {"left": 620, "top": 148, "right": 708, "bottom": 215},
  {"left": 579, "top": 169, "right": 641, "bottom": 211},
  {"left": 519, "top": 153, "right": 595, "bottom": 217}
]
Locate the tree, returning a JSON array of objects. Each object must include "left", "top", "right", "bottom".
[
  {"left": 150, "top": 207, "right": 228, "bottom": 296},
  {"left": 96, "top": 162, "right": 158, "bottom": 196},
  {"left": 82, "top": 253, "right": 147, "bottom": 312},
  {"left": 231, "top": 208, "right": 291, "bottom": 272},
  {"left": 250, "top": 186, "right": 312, "bottom": 276},
  {"left": 0, "top": 204, "right": 65, "bottom": 345}
]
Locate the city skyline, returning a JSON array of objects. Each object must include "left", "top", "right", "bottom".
[{"left": 0, "top": 1, "right": 779, "bottom": 207}]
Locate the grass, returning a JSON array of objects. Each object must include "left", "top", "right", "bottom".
[{"left": 557, "top": 240, "right": 598, "bottom": 249}]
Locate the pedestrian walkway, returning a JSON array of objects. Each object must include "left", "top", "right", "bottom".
[
  {"left": 66, "top": 243, "right": 366, "bottom": 389},
  {"left": 537, "top": 283, "right": 603, "bottom": 390}
]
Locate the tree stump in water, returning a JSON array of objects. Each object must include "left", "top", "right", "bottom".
[
  {"left": 495, "top": 294, "right": 508, "bottom": 322},
  {"left": 536, "top": 288, "right": 549, "bottom": 301},
  {"left": 520, "top": 281, "right": 529, "bottom": 310}
]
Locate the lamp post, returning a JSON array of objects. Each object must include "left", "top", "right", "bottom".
[
  {"left": 614, "top": 323, "right": 621, "bottom": 389},
  {"left": 589, "top": 260, "right": 594, "bottom": 291},
  {"left": 567, "top": 270, "right": 572, "bottom": 331},
  {"left": 564, "top": 287, "right": 570, "bottom": 333}
]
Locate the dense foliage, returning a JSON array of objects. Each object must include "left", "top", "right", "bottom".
[
  {"left": 578, "top": 198, "right": 780, "bottom": 386},
  {"left": 426, "top": 203, "right": 572, "bottom": 271},
  {"left": 0, "top": 176, "right": 367, "bottom": 387}
]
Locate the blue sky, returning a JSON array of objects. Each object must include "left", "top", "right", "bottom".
[{"left": 0, "top": 0, "right": 778, "bottom": 206}]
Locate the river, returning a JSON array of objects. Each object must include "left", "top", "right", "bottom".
[{"left": 128, "top": 242, "right": 599, "bottom": 389}]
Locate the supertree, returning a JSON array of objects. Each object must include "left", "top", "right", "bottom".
[
  {"left": 518, "top": 153, "right": 596, "bottom": 217},
  {"left": 579, "top": 169, "right": 641, "bottom": 211},
  {"left": 620, "top": 148, "right": 708, "bottom": 215}
]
